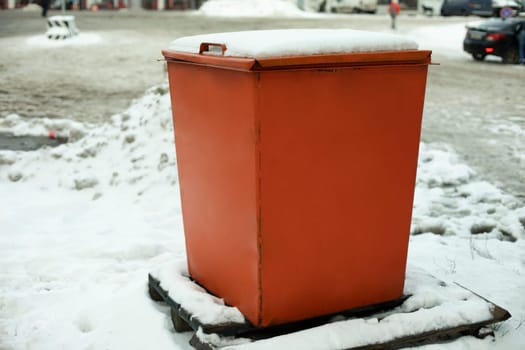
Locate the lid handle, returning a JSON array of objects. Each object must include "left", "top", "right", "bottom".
[{"left": 199, "top": 42, "right": 227, "bottom": 56}]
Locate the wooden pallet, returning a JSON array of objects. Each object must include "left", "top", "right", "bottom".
[{"left": 148, "top": 272, "right": 511, "bottom": 350}]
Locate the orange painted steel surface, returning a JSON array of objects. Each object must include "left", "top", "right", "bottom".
[{"left": 164, "top": 49, "right": 431, "bottom": 327}]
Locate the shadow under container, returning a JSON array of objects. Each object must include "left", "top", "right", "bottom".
[{"left": 163, "top": 32, "right": 431, "bottom": 328}]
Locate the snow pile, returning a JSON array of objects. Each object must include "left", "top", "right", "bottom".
[
  {"left": 412, "top": 143, "right": 525, "bottom": 241},
  {"left": 22, "top": 4, "right": 41, "bottom": 12},
  {"left": 0, "top": 113, "right": 90, "bottom": 139},
  {"left": 168, "top": 29, "right": 418, "bottom": 58},
  {"left": 0, "top": 84, "right": 176, "bottom": 193},
  {"left": 408, "top": 23, "right": 468, "bottom": 57},
  {"left": 199, "top": 0, "right": 304, "bottom": 17},
  {"left": 0, "top": 86, "right": 189, "bottom": 350}
]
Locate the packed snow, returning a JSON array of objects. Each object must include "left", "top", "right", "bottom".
[
  {"left": 1, "top": 1, "right": 525, "bottom": 350},
  {"left": 152, "top": 260, "right": 246, "bottom": 325},
  {"left": 168, "top": 29, "right": 418, "bottom": 58}
]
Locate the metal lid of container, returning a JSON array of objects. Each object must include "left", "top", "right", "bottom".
[{"left": 163, "top": 29, "right": 431, "bottom": 71}]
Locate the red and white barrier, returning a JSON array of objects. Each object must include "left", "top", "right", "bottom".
[{"left": 46, "top": 15, "right": 80, "bottom": 40}]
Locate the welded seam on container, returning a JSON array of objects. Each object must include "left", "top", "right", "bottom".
[{"left": 255, "top": 72, "right": 264, "bottom": 327}]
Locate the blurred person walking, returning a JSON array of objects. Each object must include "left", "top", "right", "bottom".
[
  {"left": 388, "top": 0, "right": 401, "bottom": 30},
  {"left": 519, "top": 23, "right": 525, "bottom": 65},
  {"left": 41, "top": 0, "right": 50, "bottom": 17}
]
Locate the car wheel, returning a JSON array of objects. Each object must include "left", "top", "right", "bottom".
[
  {"left": 472, "top": 53, "right": 486, "bottom": 61},
  {"left": 503, "top": 47, "right": 519, "bottom": 64}
]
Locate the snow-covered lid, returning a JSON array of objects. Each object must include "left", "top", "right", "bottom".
[
  {"left": 168, "top": 29, "right": 418, "bottom": 58},
  {"left": 164, "top": 29, "right": 429, "bottom": 70}
]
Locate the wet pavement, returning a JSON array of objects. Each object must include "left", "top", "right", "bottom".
[{"left": 0, "top": 132, "right": 68, "bottom": 151}]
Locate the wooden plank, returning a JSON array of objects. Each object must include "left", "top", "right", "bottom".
[
  {"left": 148, "top": 273, "right": 511, "bottom": 350},
  {"left": 149, "top": 274, "right": 408, "bottom": 337},
  {"left": 237, "top": 296, "right": 409, "bottom": 340},
  {"left": 189, "top": 305, "right": 510, "bottom": 350},
  {"left": 148, "top": 274, "right": 252, "bottom": 335},
  {"left": 189, "top": 335, "right": 216, "bottom": 350},
  {"left": 351, "top": 305, "right": 510, "bottom": 349}
]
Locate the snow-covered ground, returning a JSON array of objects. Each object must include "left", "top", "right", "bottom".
[{"left": 1, "top": 1, "right": 524, "bottom": 350}]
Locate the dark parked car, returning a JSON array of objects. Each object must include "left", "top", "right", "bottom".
[
  {"left": 463, "top": 17, "right": 525, "bottom": 63},
  {"left": 441, "top": 0, "right": 472, "bottom": 16},
  {"left": 468, "top": 0, "right": 493, "bottom": 17}
]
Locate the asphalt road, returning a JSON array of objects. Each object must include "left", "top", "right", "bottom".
[{"left": 1, "top": 8, "right": 524, "bottom": 200}]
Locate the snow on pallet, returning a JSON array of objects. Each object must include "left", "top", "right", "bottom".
[{"left": 148, "top": 260, "right": 510, "bottom": 350}]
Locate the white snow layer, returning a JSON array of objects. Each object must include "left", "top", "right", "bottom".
[
  {"left": 168, "top": 29, "right": 418, "bottom": 58},
  {"left": 153, "top": 260, "right": 246, "bottom": 325}
]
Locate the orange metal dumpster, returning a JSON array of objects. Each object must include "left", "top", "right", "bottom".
[{"left": 163, "top": 29, "right": 431, "bottom": 328}]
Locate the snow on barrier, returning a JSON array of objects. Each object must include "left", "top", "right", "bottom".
[{"left": 46, "top": 16, "right": 79, "bottom": 40}]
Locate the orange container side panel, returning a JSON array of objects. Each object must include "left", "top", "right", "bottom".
[
  {"left": 167, "top": 62, "right": 261, "bottom": 325},
  {"left": 165, "top": 49, "right": 430, "bottom": 328},
  {"left": 257, "top": 65, "right": 428, "bottom": 326}
]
